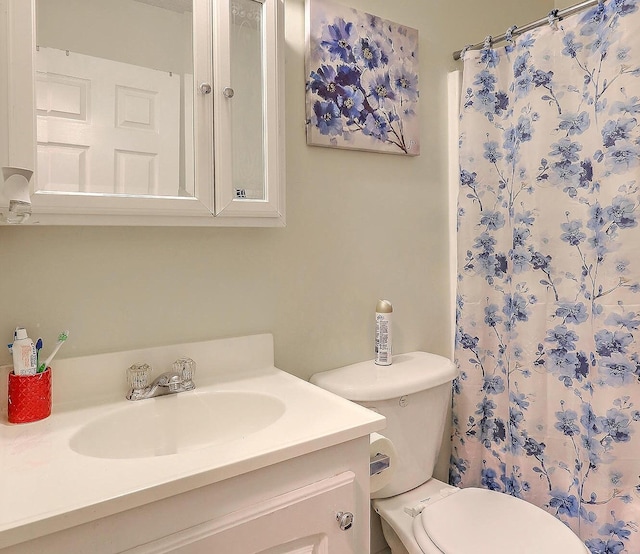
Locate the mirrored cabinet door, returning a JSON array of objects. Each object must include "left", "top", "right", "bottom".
[
  {"left": 1, "top": 0, "right": 284, "bottom": 226},
  {"left": 231, "top": 0, "right": 266, "bottom": 203},
  {"left": 212, "top": 0, "right": 285, "bottom": 219},
  {"left": 35, "top": 0, "right": 194, "bottom": 199}
]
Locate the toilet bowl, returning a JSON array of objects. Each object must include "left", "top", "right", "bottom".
[
  {"left": 373, "top": 479, "right": 589, "bottom": 554},
  {"left": 311, "top": 352, "right": 589, "bottom": 554}
]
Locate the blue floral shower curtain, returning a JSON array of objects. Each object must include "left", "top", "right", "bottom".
[{"left": 451, "top": 2, "right": 640, "bottom": 552}]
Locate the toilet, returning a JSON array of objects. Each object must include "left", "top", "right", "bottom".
[{"left": 311, "top": 352, "right": 589, "bottom": 554}]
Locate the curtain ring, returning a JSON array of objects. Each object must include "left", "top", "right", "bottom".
[
  {"left": 460, "top": 44, "right": 473, "bottom": 58},
  {"left": 547, "top": 9, "right": 559, "bottom": 26},
  {"left": 505, "top": 25, "right": 518, "bottom": 43},
  {"left": 483, "top": 35, "right": 493, "bottom": 49}
]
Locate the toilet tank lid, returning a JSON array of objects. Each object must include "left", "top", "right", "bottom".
[{"left": 310, "top": 352, "right": 459, "bottom": 402}]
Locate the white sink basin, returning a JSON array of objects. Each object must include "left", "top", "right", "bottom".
[{"left": 69, "top": 390, "right": 286, "bottom": 459}]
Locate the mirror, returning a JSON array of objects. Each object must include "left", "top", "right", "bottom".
[
  {"left": 35, "top": 0, "right": 194, "bottom": 199},
  {"left": 229, "top": 0, "right": 265, "bottom": 202}
]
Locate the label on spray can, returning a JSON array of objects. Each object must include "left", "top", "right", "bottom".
[{"left": 375, "top": 300, "right": 393, "bottom": 366}]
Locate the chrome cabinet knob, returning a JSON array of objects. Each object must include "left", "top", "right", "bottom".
[
  {"left": 336, "top": 511, "right": 354, "bottom": 531},
  {"left": 199, "top": 82, "right": 212, "bottom": 94},
  {"left": 223, "top": 87, "right": 235, "bottom": 98}
]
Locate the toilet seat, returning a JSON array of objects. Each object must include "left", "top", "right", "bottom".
[{"left": 413, "top": 487, "right": 588, "bottom": 553}]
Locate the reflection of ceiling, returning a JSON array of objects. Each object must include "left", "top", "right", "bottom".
[{"left": 133, "top": 0, "right": 192, "bottom": 13}]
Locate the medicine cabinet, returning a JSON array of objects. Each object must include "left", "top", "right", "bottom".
[{"left": 0, "top": 0, "right": 285, "bottom": 226}]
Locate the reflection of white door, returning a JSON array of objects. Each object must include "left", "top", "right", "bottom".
[{"left": 36, "top": 47, "right": 180, "bottom": 197}]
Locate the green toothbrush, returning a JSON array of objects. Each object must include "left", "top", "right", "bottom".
[{"left": 38, "top": 330, "right": 69, "bottom": 372}]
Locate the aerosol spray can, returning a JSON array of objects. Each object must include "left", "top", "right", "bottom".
[{"left": 375, "top": 300, "right": 393, "bottom": 366}]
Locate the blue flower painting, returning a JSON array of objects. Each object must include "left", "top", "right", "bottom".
[{"left": 305, "top": 0, "right": 419, "bottom": 155}]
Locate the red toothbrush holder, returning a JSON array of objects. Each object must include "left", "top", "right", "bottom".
[{"left": 7, "top": 368, "right": 52, "bottom": 424}]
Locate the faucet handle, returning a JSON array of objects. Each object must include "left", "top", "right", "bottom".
[
  {"left": 173, "top": 357, "right": 196, "bottom": 382},
  {"left": 127, "top": 363, "right": 151, "bottom": 389}
]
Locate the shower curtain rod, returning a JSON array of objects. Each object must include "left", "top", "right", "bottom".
[{"left": 452, "top": 0, "right": 600, "bottom": 60}]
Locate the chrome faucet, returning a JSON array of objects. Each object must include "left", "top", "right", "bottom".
[{"left": 126, "top": 358, "right": 196, "bottom": 401}]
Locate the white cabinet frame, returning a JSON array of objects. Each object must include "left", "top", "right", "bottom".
[{"left": 1, "top": 0, "right": 285, "bottom": 227}]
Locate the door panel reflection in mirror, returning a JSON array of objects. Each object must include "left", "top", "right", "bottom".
[
  {"left": 36, "top": 48, "right": 181, "bottom": 196},
  {"left": 35, "top": 0, "right": 193, "bottom": 199}
]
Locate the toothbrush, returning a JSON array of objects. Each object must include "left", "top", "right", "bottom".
[
  {"left": 36, "top": 338, "right": 43, "bottom": 367},
  {"left": 35, "top": 337, "right": 43, "bottom": 372},
  {"left": 38, "top": 331, "right": 69, "bottom": 372}
]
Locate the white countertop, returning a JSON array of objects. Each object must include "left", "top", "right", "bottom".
[{"left": 0, "top": 335, "right": 385, "bottom": 549}]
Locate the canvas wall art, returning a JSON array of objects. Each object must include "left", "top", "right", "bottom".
[{"left": 305, "top": 0, "right": 420, "bottom": 156}]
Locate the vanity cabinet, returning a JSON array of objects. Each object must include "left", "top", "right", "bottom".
[
  {"left": 0, "top": 0, "right": 285, "bottom": 226},
  {"left": 0, "top": 335, "right": 384, "bottom": 553},
  {"left": 2, "top": 439, "right": 370, "bottom": 554},
  {"left": 129, "top": 471, "right": 359, "bottom": 553}
]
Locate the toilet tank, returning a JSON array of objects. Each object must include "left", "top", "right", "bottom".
[{"left": 311, "top": 352, "right": 458, "bottom": 499}]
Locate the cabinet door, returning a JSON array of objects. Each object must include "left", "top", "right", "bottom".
[
  {"left": 211, "top": 0, "right": 285, "bottom": 221},
  {"left": 125, "top": 472, "right": 362, "bottom": 554}
]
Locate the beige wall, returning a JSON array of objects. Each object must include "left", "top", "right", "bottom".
[{"left": 0, "top": 0, "right": 550, "bottom": 378}]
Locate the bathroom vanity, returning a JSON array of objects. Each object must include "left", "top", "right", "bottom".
[{"left": 0, "top": 334, "right": 384, "bottom": 553}]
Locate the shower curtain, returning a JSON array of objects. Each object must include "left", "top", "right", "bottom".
[{"left": 452, "top": 2, "right": 640, "bottom": 552}]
